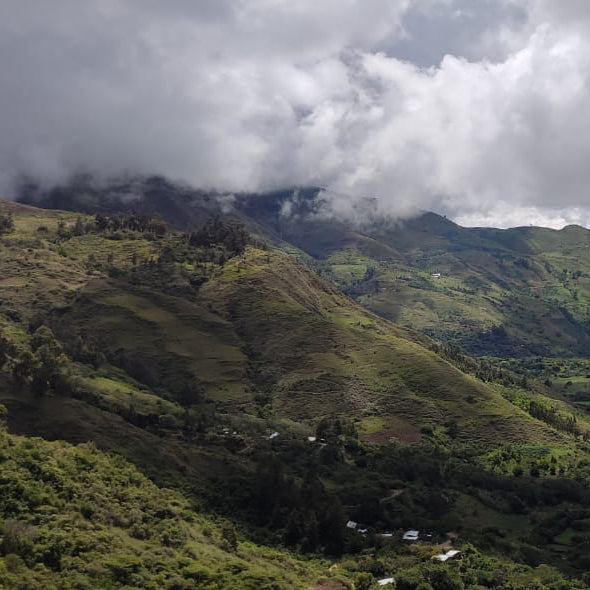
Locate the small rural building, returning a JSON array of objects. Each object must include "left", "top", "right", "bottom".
[
  {"left": 431, "top": 273, "right": 441, "bottom": 278},
  {"left": 377, "top": 578, "right": 395, "bottom": 586},
  {"left": 432, "top": 549, "right": 462, "bottom": 562},
  {"left": 402, "top": 529, "right": 420, "bottom": 541},
  {"left": 346, "top": 520, "right": 358, "bottom": 530},
  {"left": 269, "top": 432, "right": 279, "bottom": 440},
  {"left": 307, "top": 436, "right": 316, "bottom": 442}
]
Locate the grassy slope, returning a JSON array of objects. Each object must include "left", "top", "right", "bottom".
[
  {"left": 22, "top": 181, "right": 590, "bottom": 359},
  {"left": 0, "top": 199, "right": 578, "bottom": 448},
  {"left": 199, "top": 249, "right": 564, "bottom": 446}
]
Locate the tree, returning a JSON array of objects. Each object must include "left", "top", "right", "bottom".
[
  {"left": 0, "top": 334, "right": 10, "bottom": 368},
  {"left": 0, "top": 213, "right": 14, "bottom": 234},
  {"left": 72, "top": 216, "right": 85, "bottom": 236},
  {"left": 424, "top": 565, "right": 462, "bottom": 590},
  {"left": 301, "top": 513, "right": 319, "bottom": 552},
  {"left": 189, "top": 217, "right": 249, "bottom": 256},
  {"left": 57, "top": 219, "right": 70, "bottom": 239},
  {"left": 221, "top": 524, "right": 238, "bottom": 552},
  {"left": 95, "top": 213, "right": 109, "bottom": 231},
  {"left": 255, "top": 457, "right": 285, "bottom": 519},
  {"left": 320, "top": 497, "right": 345, "bottom": 556},
  {"left": 12, "top": 350, "right": 34, "bottom": 384},
  {"left": 354, "top": 573, "right": 374, "bottom": 590},
  {"left": 30, "top": 326, "right": 67, "bottom": 395}
]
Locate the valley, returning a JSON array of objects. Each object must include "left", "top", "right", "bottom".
[{"left": 1, "top": 187, "right": 590, "bottom": 588}]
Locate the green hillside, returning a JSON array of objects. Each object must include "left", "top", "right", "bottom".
[
  {"left": 2, "top": 197, "right": 590, "bottom": 587},
  {"left": 0, "top": 200, "right": 568, "bottom": 447},
  {"left": 20, "top": 181, "right": 590, "bottom": 365},
  {"left": 3, "top": 411, "right": 589, "bottom": 589},
  {"left": 258, "top": 207, "right": 590, "bottom": 362}
]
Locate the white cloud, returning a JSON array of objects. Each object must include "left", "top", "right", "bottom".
[
  {"left": 455, "top": 205, "right": 590, "bottom": 230},
  {"left": 1, "top": 0, "right": 590, "bottom": 227}
]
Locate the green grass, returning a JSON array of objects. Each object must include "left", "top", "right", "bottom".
[
  {"left": 77, "top": 374, "right": 183, "bottom": 418},
  {"left": 1, "top": 198, "right": 586, "bottom": 449}
]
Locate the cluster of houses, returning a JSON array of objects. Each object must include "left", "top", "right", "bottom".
[
  {"left": 346, "top": 521, "right": 368, "bottom": 535},
  {"left": 267, "top": 432, "right": 327, "bottom": 443},
  {"left": 344, "top": 523, "right": 461, "bottom": 586},
  {"left": 342, "top": 527, "right": 461, "bottom": 587},
  {"left": 214, "top": 426, "right": 330, "bottom": 444},
  {"left": 346, "top": 523, "right": 461, "bottom": 552}
]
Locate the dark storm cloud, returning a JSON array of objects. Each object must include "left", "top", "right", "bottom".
[{"left": 1, "top": 0, "right": 590, "bottom": 227}]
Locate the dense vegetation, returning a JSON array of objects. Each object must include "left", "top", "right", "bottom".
[{"left": 0, "top": 406, "right": 326, "bottom": 589}]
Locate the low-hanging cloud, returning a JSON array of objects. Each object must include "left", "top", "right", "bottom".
[{"left": 1, "top": 0, "right": 590, "bottom": 228}]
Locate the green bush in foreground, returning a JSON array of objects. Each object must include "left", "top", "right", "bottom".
[{"left": 0, "top": 417, "right": 321, "bottom": 589}]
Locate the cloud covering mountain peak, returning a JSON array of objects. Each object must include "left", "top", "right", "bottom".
[{"left": 1, "top": 0, "right": 590, "bottom": 228}]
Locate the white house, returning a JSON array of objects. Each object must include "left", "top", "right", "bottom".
[
  {"left": 346, "top": 520, "right": 358, "bottom": 530},
  {"left": 432, "top": 549, "right": 462, "bottom": 562},
  {"left": 402, "top": 529, "right": 419, "bottom": 541},
  {"left": 377, "top": 578, "right": 395, "bottom": 586}
]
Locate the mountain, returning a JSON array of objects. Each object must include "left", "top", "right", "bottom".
[
  {"left": 3, "top": 188, "right": 590, "bottom": 587},
  {"left": 228, "top": 190, "right": 590, "bottom": 361},
  {"left": 22, "top": 178, "right": 590, "bottom": 361},
  {"left": 0, "top": 200, "right": 565, "bottom": 448}
]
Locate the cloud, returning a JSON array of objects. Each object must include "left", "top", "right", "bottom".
[{"left": 1, "top": 1, "right": 590, "bottom": 227}]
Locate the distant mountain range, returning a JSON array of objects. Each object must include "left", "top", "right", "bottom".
[{"left": 20, "top": 176, "right": 590, "bottom": 360}]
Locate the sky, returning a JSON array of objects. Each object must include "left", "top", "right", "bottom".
[{"left": 1, "top": 0, "right": 590, "bottom": 228}]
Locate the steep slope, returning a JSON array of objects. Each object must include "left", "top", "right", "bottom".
[
  {"left": 24, "top": 178, "right": 590, "bottom": 362},
  {"left": 0, "top": 199, "right": 561, "bottom": 447},
  {"left": 3, "top": 413, "right": 589, "bottom": 589}
]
